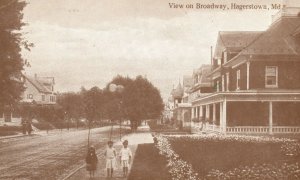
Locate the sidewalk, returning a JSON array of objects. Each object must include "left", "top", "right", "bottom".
[{"left": 64, "top": 126, "right": 153, "bottom": 180}]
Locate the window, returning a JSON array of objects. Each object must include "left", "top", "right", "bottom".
[
  {"left": 50, "top": 96, "right": 56, "bottom": 102},
  {"left": 42, "top": 95, "right": 45, "bottom": 101},
  {"left": 27, "top": 94, "right": 33, "bottom": 99},
  {"left": 216, "top": 80, "right": 220, "bottom": 92},
  {"left": 236, "top": 70, "right": 240, "bottom": 90},
  {"left": 265, "top": 66, "right": 278, "bottom": 88}
]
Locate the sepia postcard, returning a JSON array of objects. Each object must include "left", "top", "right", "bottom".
[{"left": 0, "top": 0, "right": 300, "bottom": 179}]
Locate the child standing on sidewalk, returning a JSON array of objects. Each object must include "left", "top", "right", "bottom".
[
  {"left": 86, "top": 146, "right": 98, "bottom": 178},
  {"left": 104, "top": 141, "right": 117, "bottom": 178},
  {"left": 119, "top": 140, "right": 132, "bottom": 177}
]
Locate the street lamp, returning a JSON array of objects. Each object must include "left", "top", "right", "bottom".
[{"left": 109, "top": 83, "right": 124, "bottom": 141}]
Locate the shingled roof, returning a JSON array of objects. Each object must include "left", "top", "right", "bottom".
[
  {"left": 24, "top": 75, "right": 53, "bottom": 94},
  {"left": 172, "top": 83, "right": 184, "bottom": 99},
  {"left": 238, "top": 17, "right": 300, "bottom": 56},
  {"left": 214, "top": 31, "right": 262, "bottom": 59}
]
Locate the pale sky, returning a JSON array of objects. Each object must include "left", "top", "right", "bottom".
[{"left": 21, "top": 0, "right": 281, "bottom": 100}]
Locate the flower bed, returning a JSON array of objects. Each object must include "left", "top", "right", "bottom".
[
  {"left": 155, "top": 135, "right": 198, "bottom": 180},
  {"left": 156, "top": 134, "right": 300, "bottom": 180}
]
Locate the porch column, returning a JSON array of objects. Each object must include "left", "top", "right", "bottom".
[
  {"left": 200, "top": 105, "right": 203, "bottom": 118},
  {"left": 195, "top": 107, "right": 198, "bottom": 118},
  {"left": 269, "top": 101, "right": 273, "bottom": 134},
  {"left": 219, "top": 102, "right": 223, "bottom": 131},
  {"left": 246, "top": 61, "right": 250, "bottom": 90},
  {"left": 213, "top": 104, "right": 216, "bottom": 131},
  {"left": 191, "top": 107, "right": 194, "bottom": 119},
  {"left": 206, "top": 105, "right": 210, "bottom": 120},
  {"left": 206, "top": 105, "right": 210, "bottom": 130},
  {"left": 222, "top": 100, "right": 227, "bottom": 133}
]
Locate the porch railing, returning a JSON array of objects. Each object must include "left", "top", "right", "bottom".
[
  {"left": 226, "top": 126, "right": 300, "bottom": 134},
  {"left": 226, "top": 126, "right": 269, "bottom": 133},
  {"left": 191, "top": 123, "right": 221, "bottom": 133},
  {"left": 191, "top": 124, "right": 300, "bottom": 134},
  {"left": 272, "top": 126, "right": 300, "bottom": 133}
]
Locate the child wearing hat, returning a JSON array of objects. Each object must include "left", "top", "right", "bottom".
[
  {"left": 104, "top": 141, "right": 117, "bottom": 178},
  {"left": 86, "top": 146, "right": 98, "bottom": 178}
]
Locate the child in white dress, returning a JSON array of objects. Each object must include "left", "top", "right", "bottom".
[
  {"left": 119, "top": 140, "right": 132, "bottom": 177},
  {"left": 104, "top": 141, "right": 116, "bottom": 178}
]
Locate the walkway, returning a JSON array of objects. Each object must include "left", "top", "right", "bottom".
[{"left": 64, "top": 126, "right": 153, "bottom": 180}]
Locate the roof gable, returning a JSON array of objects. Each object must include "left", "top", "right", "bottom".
[
  {"left": 239, "top": 17, "right": 300, "bottom": 56},
  {"left": 24, "top": 75, "right": 53, "bottom": 94},
  {"left": 214, "top": 31, "right": 262, "bottom": 59}
]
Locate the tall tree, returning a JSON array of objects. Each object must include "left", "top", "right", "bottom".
[
  {"left": 0, "top": 0, "right": 30, "bottom": 109},
  {"left": 57, "top": 92, "right": 84, "bottom": 122},
  {"left": 123, "top": 76, "right": 164, "bottom": 130},
  {"left": 106, "top": 75, "right": 164, "bottom": 130},
  {"left": 82, "top": 86, "right": 104, "bottom": 123},
  {"left": 103, "top": 75, "right": 133, "bottom": 121}
]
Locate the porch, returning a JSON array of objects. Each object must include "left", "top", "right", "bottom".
[
  {"left": 0, "top": 109, "right": 22, "bottom": 126},
  {"left": 191, "top": 91, "right": 300, "bottom": 134}
]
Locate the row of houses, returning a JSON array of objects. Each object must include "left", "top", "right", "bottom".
[
  {"left": 169, "top": 1, "right": 300, "bottom": 134},
  {"left": 0, "top": 74, "right": 57, "bottom": 126}
]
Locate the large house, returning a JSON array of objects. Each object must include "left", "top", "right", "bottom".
[
  {"left": 0, "top": 74, "right": 56, "bottom": 126},
  {"left": 191, "top": 2, "right": 300, "bottom": 134}
]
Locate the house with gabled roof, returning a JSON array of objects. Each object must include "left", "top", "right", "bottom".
[
  {"left": 191, "top": 1, "right": 300, "bottom": 134},
  {"left": 21, "top": 74, "right": 56, "bottom": 105},
  {"left": 0, "top": 74, "right": 56, "bottom": 125}
]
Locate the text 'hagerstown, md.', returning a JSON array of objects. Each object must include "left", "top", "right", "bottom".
[{"left": 168, "top": 2, "right": 282, "bottom": 11}]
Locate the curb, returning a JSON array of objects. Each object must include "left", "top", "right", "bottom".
[
  {"left": 0, "top": 134, "right": 25, "bottom": 140},
  {"left": 61, "top": 164, "right": 85, "bottom": 180},
  {"left": 61, "top": 152, "right": 105, "bottom": 180}
]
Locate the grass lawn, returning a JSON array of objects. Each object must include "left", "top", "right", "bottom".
[
  {"left": 169, "top": 137, "right": 300, "bottom": 178},
  {"left": 128, "top": 143, "right": 171, "bottom": 180}
]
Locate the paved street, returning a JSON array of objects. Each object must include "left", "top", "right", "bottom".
[{"left": 0, "top": 126, "right": 122, "bottom": 180}]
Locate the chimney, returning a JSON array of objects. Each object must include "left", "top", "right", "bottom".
[
  {"left": 34, "top": 74, "right": 37, "bottom": 79},
  {"left": 272, "top": 0, "right": 300, "bottom": 23}
]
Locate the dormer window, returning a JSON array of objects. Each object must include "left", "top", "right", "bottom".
[{"left": 265, "top": 66, "right": 278, "bottom": 88}]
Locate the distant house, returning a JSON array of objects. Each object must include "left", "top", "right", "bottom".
[
  {"left": 0, "top": 74, "right": 56, "bottom": 126},
  {"left": 189, "top": 65, "right": 213, "bottom": 103},
  {"left": 21, "top": 74, "right": 56, "bottom": 105},
  {"left": 191, "top": 3, "right": 300, "bottom": 134},
  {"left": 172, "top": 77, "right": 194, "bottom": 128}
]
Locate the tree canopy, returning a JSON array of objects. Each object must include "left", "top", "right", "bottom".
[
  {"left": 0, "top": 0, "right": 30, "bottom": 109},
  {"left": 107, "top": 75, "right": 164, "bottom": 130},
  {"left": 43, "top": 75, "right": 164, "bottom": 130}
]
